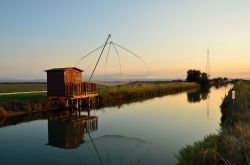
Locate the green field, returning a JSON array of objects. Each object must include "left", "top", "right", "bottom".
[
  {"left": 0, "top": 83, "right": 47, "bottom": 101},
  {"left": 0, "top": 83, "right": 46, "bottom": 93},
  {"left": 176, "top": 80, "right": 250, "bottom": 164},
  {"left": 0, "top": 92, "right": 47, "bottom": 101}
]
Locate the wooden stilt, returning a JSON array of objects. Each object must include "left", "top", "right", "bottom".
[
  {"left": 97, "top": 96, "right": 99, "bottom": 106},
  {"left": 76, "top": 99, "right": 79, "bottom": 109},
  {"left": 66, "top": 99, "right": 69, "bottom": 107},
  {"left": 88, "top": 109, "right": 90, "bottom": 116}
]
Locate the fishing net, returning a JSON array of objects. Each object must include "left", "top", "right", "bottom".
[
  {"left": 75, "top": 37, "right": 150, "bottom": 85},
  {"left": 74, "top": 134, "right": 151, "bottom": 165}
]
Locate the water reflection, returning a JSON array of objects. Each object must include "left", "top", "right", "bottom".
[
  {"left": 207, "top": 94, "right": 210, "bottom": 118},
  {"left": 187, "top": 87, "right": 211, "bottom": 103},
  {"left": 48, "top": 111, "right": 98, "bottom": 149},
  {"left": 47, "top": 110, "right": 151, "bottom": 164}
]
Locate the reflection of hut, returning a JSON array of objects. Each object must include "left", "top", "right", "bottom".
[
  {"left": 45, "top": 67, "right": 98, "bottom": 104},
  {"left": 48, "top": 116, "right": 98, "bottom": 149}
]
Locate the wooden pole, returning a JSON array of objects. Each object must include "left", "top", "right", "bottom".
[
  {"left": 89, "top": 34, "right": 111, "bottom": 83},
  {"left": 76, "top": 99, "right": 79, "bottom": 109}
]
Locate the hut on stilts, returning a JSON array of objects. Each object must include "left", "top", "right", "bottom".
[{"left": 45, "top": 67, "right": 98, "bottom": 108}]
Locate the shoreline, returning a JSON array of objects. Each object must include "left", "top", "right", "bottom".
[
  {"left": 176, "top": 80, "right": 250, "bottom": 164},
  {"left": 0, "top": 82, "right": 199, "bottom": 119}
]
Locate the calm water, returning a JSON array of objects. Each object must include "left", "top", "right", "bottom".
[{"left": 0, "top": 85, "right": 231, "bottom": 165}]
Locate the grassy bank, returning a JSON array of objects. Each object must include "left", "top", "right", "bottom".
[
  {"left": 98, "top": 82, "right": 199, "bottom": 106},
  {"left": 176, "top": 80, "right": 250, "bottom": 164},
  {"left": 0, "top": 83, "right": 49, "bottom": 116},
  {"left": 0, "top": 92, "right": 47, "bottom": 101},
  {"left": 0, "top": 83, "right": 47, "bottom": 101},
  {"left": 0, "top": 82, "right": 199, "bottom": 115}
]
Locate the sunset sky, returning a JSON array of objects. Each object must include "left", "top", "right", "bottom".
[{"left": 1, "top": 0, "right": 250, "bottom": 80}]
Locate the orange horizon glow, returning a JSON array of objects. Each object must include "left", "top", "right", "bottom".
[{"left": 1, "top": 1, "right": 250, "bottom": 80}]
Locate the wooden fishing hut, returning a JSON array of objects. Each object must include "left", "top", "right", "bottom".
[{"left": 45, "top": 67, "right": 98, "bottom": 107}]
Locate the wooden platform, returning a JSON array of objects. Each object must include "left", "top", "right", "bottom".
[
  {"left": 68, "top": 93, "right": 98, "bottom": 99},
  {"left": 48, "top": 92, "right": 99, "bottom": 108},
  {"left": 48, "top": 92, "right": 98, "bottom": 100}
]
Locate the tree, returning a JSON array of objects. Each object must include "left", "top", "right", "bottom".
[
  {"left": 200, "top": 72, "right": 209, "bottom": 86},
  {"left": 186, "top": 69, "right": 210, "bottom": 86},
  {"left": 186, "top": 69, "right": 201, "bottom": 82}
]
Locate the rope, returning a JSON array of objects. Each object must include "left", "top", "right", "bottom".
[
  {"left": 88, "top": 131, "right": 104, "bottom": 165},
  {"left": 112, "top": 42, "right": 151, "bottom": 76},
  {"left": 105, "top": 135, "right": 111, "bottom": 165},
  {"left": 132, "top": 142, "right": 152, "bottom": 165},
  {"left": 111, "top": 42, "right": 122, "bottom": 74},
  {"left": 75, "top": 44, "right": 106, "bottom": 67},
  {"left": 104, "top": 43, "right": 112, "bottom": 76}
]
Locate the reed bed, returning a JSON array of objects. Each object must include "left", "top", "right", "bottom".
[
  {"left": 177, "top": 80, "right": 250, "bottom": 165},
  {"left": 98, "top": 82, "right": 199, "bottom": 105}
]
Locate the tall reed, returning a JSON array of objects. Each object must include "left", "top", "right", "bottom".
[{"left": 176, "top": 80, "right": 250, "bottom": 164}]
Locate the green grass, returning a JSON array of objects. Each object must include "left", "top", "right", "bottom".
[
  {"left": 176, "top": 80, "right": 250, "bottom": 164},
  {"left": 0, "top": 83, "right": 47, "bottom": 101},
  {"left": 0, "top": 83, "right": 46, "bottom": 93},
  {"left": 221, "top": 80, "right": 250, "bottom": 122},
  {"left": 0, "top": 92, "right": 47, "bottom": 101},
  {"left": 0, "top": 83, "right": 48, "bottom": 113},
  {"left": 176, "top": 134, "right": 223, "bottom": 165}
]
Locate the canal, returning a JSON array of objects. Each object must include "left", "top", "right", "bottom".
[{"left": 0, "top": 85, "right": 232, "bottom": 165}]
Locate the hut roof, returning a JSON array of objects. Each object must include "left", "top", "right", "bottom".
[{"left": 45, "top": 67, "right": 83, "bottom": 72}]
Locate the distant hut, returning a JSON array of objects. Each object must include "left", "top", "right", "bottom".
[{"left": 45, "top": 67, "right": 98, "bottom": 102}]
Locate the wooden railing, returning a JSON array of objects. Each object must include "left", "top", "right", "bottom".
[{"left": 64, "top": 82, "right": 97, "bottom": 96}]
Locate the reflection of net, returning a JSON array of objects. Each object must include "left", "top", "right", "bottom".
[
  {"left": 75, "top": 40, "right": 150, "bottom": 85},
  {"left": 74, "top": 135, "right": 151, "bottom": 165}
]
